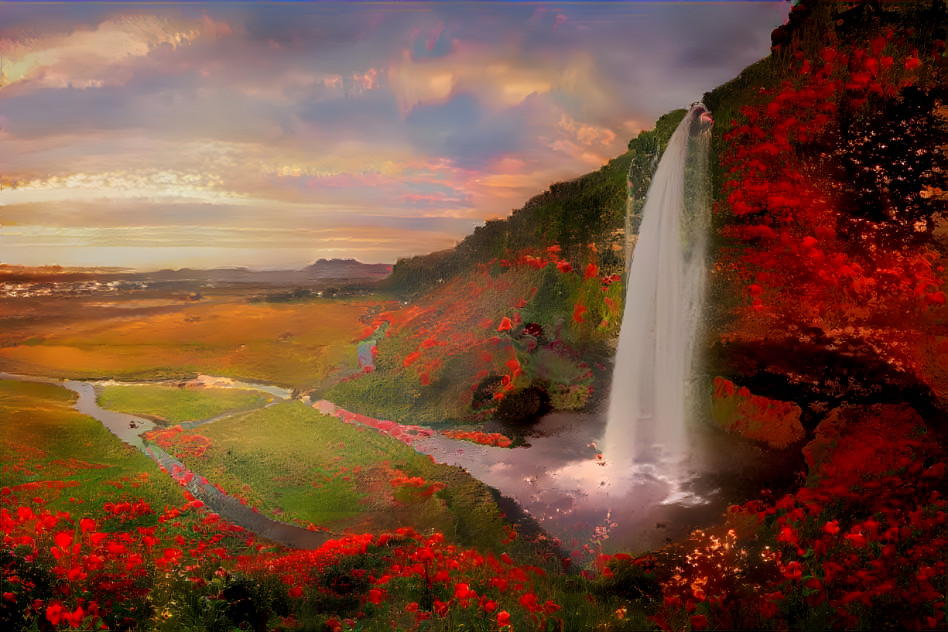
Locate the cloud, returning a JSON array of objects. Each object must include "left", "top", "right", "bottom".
[
  {"left": 556, "top": 113, "right": 616, "bottom": 148},
  {"left": 0, "top": 170, "right": 246, "bottom": 206},
  {"left": 0, "top": 13, "right": 224, "bottom": 91},
  {"left": 405, "top": 92, "right": 541, "bottom": 170},
  {"left": 297, "top": 85, "right": 403, "bottom": 141},
  {"left": 0, "top": 1, "right": 790, "bottom": 269}
]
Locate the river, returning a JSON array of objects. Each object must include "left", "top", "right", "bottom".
[
  {"left": 1, "top": 371, "right": 333, "bottom": 550},
  {"left": 2, "top": 371, "right": 799, "bottom": 555}
]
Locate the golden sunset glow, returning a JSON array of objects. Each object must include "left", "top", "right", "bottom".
[{"left": 0, "top": 1, "right": 789, "bottom": 269}]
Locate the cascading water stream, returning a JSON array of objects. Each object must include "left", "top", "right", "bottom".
[
  {"left": 604, "top": 104, "right": 713, "bottom": 494},
  {"left": 333, "top": 104, "right": 719, "bottom": 551}
]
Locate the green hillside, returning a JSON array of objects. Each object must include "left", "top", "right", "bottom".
[{"left": 384, "top": 110, "right": 687, "bottom": 298}]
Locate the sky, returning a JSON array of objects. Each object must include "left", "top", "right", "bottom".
[{"left": 0, "top": 1, "right": 790, "bottom": 270}]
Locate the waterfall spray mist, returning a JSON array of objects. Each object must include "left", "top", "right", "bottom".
[{"left": 605, "top": 104, "right": 712, "bottom": 478}]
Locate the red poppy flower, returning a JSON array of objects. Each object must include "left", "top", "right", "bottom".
[
  {"left": 783, "top": 561, "right": 803, "bottom": 580},
  {"left": 54, "top": 531, "right": 72, "bottom": 551},
  {"left": 845, "top": 532, "right": 867, "bottom": 548},
  {"left": 46, "top": 603, "right": 63, "bottom": 626},
  {"left": 519, "top": 593, "right": 539, "bottom": 611}
]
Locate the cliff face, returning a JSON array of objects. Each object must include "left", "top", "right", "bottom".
[
  {"left": 705, "top": 1, "right": 947, "bottom": 433},
  {"left": 368, "top": 3, "right": 947, "bottom": 444}
]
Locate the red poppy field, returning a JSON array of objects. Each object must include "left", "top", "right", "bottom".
[{"left": 3, "top": 4, "right": 948, "bottom": 631}]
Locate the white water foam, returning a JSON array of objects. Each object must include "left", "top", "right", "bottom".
[{"left": 605, "top": 104, "right": 713, "bottom": 501}]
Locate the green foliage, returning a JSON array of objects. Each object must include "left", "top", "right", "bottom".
[
  {"left": 626, "top": 108, "right": 688, "bottom": 236},
  {"left": 98, "top": 384, "right": 271, "bottom": 424},
  {"left": 168, "top": 400, "right": 512, "bottom": 551},
  {"left": 0, "top": 379, "right": 187, "bottom": 513},
  {"left": 330, "top": 260, "right": 609, "bottom": 427},
  {"left": 327, "top": 364, "right": 426, "bottom": 423}
]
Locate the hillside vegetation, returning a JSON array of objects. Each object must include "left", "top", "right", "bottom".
[
  {"left": 3, "top": 2, "right": 948, "bottom": 631},
  {"left": 339, "top": 108, "right": 690, "bottom": 426}
]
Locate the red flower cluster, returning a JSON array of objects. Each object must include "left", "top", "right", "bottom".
[
  {"left": 717, "top": 31, "right": 944, "bottom": 355},
  {"left": 650, "top": 403, "right": 946, "bottom": 631},
  {"left": 142, "top": 425, "right": 213, "bottom": 459},
  {"left": 327, "top": 405, "right": 433, "bottom": 446},
  {"left": 237, "top": 527, "right": 562, "bottom": 630},
  {"left": 441, "top": 430, "right": 513, "bottom": 448},
  {"left": 389, "top": 470, "right": 446, "bottom": 499},
  {"left": 1, "top": 490, "right": 251, "bottom": 631},
  {"left": 357, "top": 241, "right": 614, "bottom": 414}
]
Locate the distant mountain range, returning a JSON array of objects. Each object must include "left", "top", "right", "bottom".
[
  {"left": 301, "top": 258, "right": 392, "bottom": 280},
  {"left": 0, "top": 259, "right": 393, "bottom": 286}
]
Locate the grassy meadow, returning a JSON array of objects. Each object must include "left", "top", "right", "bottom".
[
  {"left": 98, "top": 384, "right": 272, "bottom": 425},
  {"left": 3, "top": 6, "right": 947, "bottom": 629},
  {"left": 2, "top": 379, "right": 651, "bottom": 632},
  {"left": 144, "top": 400, "right": 511, "bottom": 548},
  {"left": 0, "top": 379, "right": 187, "bottom": 514},
  {"left": 0, "top": 294, "right": 387, "bottom": 390}
]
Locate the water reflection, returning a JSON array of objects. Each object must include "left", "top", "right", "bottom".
[
  {"left": 65, "top": 380, "right": 157, "bottom": 448},
  {"left": 414, "top": 409, "right": 797, "bottom": 554}
]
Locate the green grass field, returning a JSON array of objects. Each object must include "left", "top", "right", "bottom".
[
  {"left": 0, "top": 379, "right": 187, "bottom": 517},
  {"left": 98, "top": 384, "right": 272, "bottom": 424},
  {"left": 159, "top": 400, "right": 512, "bottom": 550}
]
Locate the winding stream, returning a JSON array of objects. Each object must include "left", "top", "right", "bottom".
[
  {"left": 1, "top": 372, "right": 333, "bottom": 550},
  {"left": 3, "top": 371, "right": 798, "bottom": 555}
]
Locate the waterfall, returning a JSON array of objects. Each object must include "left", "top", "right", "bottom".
[{"left": 605, "top": 104, "right": 712, "bottom": 476}]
